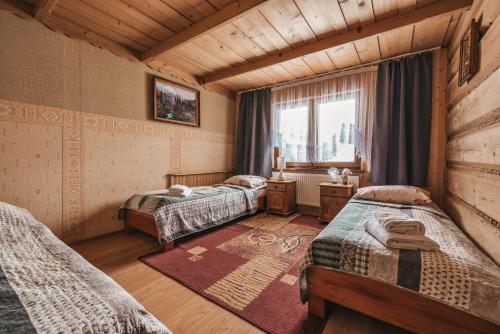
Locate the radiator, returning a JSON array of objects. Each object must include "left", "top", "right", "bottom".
[{"left": 272, "top": 172, "right": 359, "bottom": 207}]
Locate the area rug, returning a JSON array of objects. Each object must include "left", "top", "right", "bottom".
[{"left": 140, "top": 213, "right": 325, "bottom": 334}]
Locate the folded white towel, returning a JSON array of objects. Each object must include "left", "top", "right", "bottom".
[
  {"left": 378, "top": 216, "right": 426, "bottom": 235},
  {"left": 168, "top": 184, "right": 190, "bottom": 193},
  {"left": 167, "top": 184, "right": 192, "bottom": 198},
  {"left": 364, "top": 220, "right": 439, "bottom": 251}
]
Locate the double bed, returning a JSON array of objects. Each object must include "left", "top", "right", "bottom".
[
  {"left": 119, "top": 173, "right": 267, "bottom": 251},
  {"left": 300, "top": 198, "right": 500, "bottom": 333},
  {"left": 0, "top": 201, "right": 170, "bottom": 334}
]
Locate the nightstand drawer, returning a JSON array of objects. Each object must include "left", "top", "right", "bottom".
[
  {"left": 268, "top": 183, "right": 287, "bottom": 192},
  {"left": 320, "top": 186, "right": 349, "bottom": 197}
]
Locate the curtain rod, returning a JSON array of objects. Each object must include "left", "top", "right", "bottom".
[{"left": 238, "top": 46, "right": 440, "bottom": 94}]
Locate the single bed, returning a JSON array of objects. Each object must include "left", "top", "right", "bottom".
[
  {"left": 0, "top": 201, "right": 170, "bottom": 334},
  {"left": 120, "top": 172, "right": 266, "bottom": 251},
  {"left": 300, "top": 199, "right": 500, "bottom": 334}
]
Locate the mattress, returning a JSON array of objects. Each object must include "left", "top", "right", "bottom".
[
  {"left": 0, "top": 201, "right": 170, "bottom": 334},
  {"left": 299, "top": 199, "right": 500, "bottom": 325}
]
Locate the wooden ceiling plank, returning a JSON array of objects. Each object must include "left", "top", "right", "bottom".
[
  {"left": 378, "top": 24, "right": 414, "bottom": 58},
  {"left": 203, "top": 0, "right": 472, "bottom": 84},
  {"left": 35, "top": 0, "right": 58, "bottom": 21},
  {"left": 161, "top": 0, "right": 217, "bottom": 22},
  {"left": 412, "top": 14, "right": 450, "bottom": 51},
  {"left": 326, "top": 42, "right": 361, "bottom": 69},
  {"left": 190, "top": 33, "right": 248, "bottom": 66},
  {"left": 158, "top": 49, "right": 213, "bottom": 74},
  {"left": 294, "top": 0, "right": 347, "bottom": 37},
  {"left": 372, "top": 0, "right": 399, "bottom": 19},
  {"left": 208, "top": 0, "right": 234, "bottom": 10},
  {"left": 52, "top": 5, "right": 148, "bottom": 51},
  {"left": 258, "top": 0, "right": 316, "bottom": 46},
  {"left": 302, "top": 50, "right": 336, "bottom": 74},
  {"left": 264, "top": 64, "right": 296, "bottom": 81},
  {"left": 280, "top": 57, "right": 314, "bottom": 78},
  {"left": 0, "top": 0, "right": 34, "bottom": 19},
  {"left": 339, "top": 0, "right": 375, "bottom": 28},
  {"left": 232, "top": 9, "right": 289, "bottom": 53},
  {"left": 142, "top": 0, "right": 269, "bottom": 62},
  {"left": 44, "top": 14, "right": 141, "bottom": 61},
  {"left": 80, "top": 0, "right": 174, "bottom": 42},
  {"left": 208, "top": 22, "right": 267, "bottom": 61},
  {"left": 119, "top": 0, "right": 192, "bottom": 33},
  {"left": 354, "top": 35, "right": 381, "bottom": 63},
  {"left": 59, "top": 0, "right": 158, "bottom": 48}
]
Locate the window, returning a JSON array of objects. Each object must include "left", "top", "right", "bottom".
[{"left": 274, "top": 95, "right": 359, "bottom": 167}]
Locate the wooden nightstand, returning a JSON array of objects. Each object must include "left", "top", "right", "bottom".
[
  {"left": 266, "top": 179, "right": 296, "bottom": 216},
  {"left": 319, "top": 183, "right": 354, "bottom": 222}
]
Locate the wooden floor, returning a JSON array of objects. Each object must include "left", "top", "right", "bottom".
[{"left": 72, "top": 231, "right": 408, "bottom": 334}]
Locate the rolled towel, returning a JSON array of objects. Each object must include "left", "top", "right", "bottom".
[
  {"left": 167, "top": 184, "right": 192, "bottom": 197},
  {"left": 364, "top": 220, "right": 439, "bottom": 251}
]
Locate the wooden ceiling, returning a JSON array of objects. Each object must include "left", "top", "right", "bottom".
[{"left": 2, "top": 0, "right": 471, "bottom": 93}]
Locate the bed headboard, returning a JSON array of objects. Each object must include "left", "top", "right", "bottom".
[{"left": 167, "top": 170, "right": 234, "bottom": 187}]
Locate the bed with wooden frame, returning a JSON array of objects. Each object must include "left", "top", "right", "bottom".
[
  {"left": 123, "top": 170, "right": 266, "bottom": 252},
  {"left": 301, "top": 199, "right": 500, "bottom": 334}
]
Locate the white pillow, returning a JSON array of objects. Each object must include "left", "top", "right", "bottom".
[
  {"left": 224, "top": 175, "right": 267, "bottom": 188},
  {"left": 353, "top": 185, "right": 431, "bottom": 205}
]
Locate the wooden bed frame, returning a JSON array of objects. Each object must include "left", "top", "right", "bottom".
[
  {"left": 307, "top": 267, "right": 499, "bottom": 334},
  {"left": 123, "top": 170, "right": 266, "bottom": 252}
]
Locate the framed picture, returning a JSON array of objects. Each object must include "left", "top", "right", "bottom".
[
  {"left": 153, "top": 76, "right": 200, "bottom": 127},
  {"left": 458, "top": 19, "right": 479, "bottom": 87}
]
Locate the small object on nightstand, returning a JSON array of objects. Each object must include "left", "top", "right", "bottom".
[
  {"left": 266, "top": 179, "right": 296, "bottom": 216},
  {"left": 341, "top": 168, "right": 352, "bottom": 185},
  {"left": 319, "top": 183, "right": 354, "bottom": 223}
]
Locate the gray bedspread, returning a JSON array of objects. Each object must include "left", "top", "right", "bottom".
[
  {"left": 120, "top": 184, "right": 258, "bottom": 243},
  {"left": 0, "top": 201, "right": 171, "bottom": 334},
  {"left": 299, "top": 199, "right": 500, "bottom": 325}
]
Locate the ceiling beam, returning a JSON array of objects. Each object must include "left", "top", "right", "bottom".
[
  {"left": 142, "top": 0, "right": 269, "bottom": 63},
  {"left": 34, "top": 0, "right": 58, "bottom": 21},
  {"left": 202, "top": 0, "right": 472, "bottom": 84},
  {"left": 0, "top": 0, "right": 34, "bottom": 19}
]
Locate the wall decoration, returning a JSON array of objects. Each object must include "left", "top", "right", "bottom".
[
  {"left": 153, "top": 77, "right": 200, "bottom": 127},
  {"left": 458, "top": 19, "right": 479, "bottom": 87}
]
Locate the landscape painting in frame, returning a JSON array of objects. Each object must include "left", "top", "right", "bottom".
[{"left": 153, "top": 77, "right": 200, "bottom": 127}]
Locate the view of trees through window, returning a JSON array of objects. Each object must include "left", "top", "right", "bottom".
[{"left": 274, "top": 98, "right": 356, "bottom": 164}]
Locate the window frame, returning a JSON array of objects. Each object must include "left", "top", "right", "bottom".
[{"left": 274, "top": 92, "right": 361, "bottom": 169}]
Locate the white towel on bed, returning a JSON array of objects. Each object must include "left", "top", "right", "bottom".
[
  {"left": 167, "top": 184, "right": 192, "bottom": 197},
  {"left": 364, "top": 220, "right": 439, "bottom": 251},
  {"left": 374, "top": 210, "right": 426, "bottom": 235}
]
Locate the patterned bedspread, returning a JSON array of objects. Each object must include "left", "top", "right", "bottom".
[
  {"left": 299, "top": 199, "right": 500, "bottom": 325},
  {"left": 120, "top": 184, "right": 258, "bottom": 243},
  {"left": 0, "top": 201, "right": 170, "bottom": 334}
]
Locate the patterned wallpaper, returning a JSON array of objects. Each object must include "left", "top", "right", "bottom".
[{"left": 0, "top": 99, "right": 234, "bottom": 242}]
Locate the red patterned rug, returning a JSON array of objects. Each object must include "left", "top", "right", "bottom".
[{"left": 140, "top": 213, "right": 325, "bottom": 334}]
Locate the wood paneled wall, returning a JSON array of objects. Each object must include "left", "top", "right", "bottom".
[
  {"left": 167, "top": 171, "right": 234, "bottom": 187},
  {"left": 0, "top": 12, "right": 235, "bottom": 243},
  {"left": 444, "top": 0, "right": 500, "bottom": 263}
]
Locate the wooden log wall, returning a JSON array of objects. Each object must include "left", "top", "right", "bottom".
[{"left": 444, "top": 0, "right": 500, "bottom": 263}]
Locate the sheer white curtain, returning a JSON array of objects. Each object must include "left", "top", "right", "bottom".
[{"left": 271, "top": 68, "right": 377, "bottom": 170}]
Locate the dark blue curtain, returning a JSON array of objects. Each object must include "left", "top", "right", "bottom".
[
  {"left": 235, "top": 88, "right": 272, "bottom": 177},
  {"left": 371, "top": 52, "right": 433, "bottom": 186}
]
